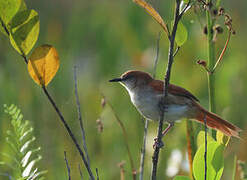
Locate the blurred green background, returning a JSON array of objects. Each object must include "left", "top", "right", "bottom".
[{"left": 0, "top": 0, "right": 247, "bottom": 179}]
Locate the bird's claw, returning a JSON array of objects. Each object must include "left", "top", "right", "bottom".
[{"left": 153, "top": 137, "right": 164, "bottom": 149}]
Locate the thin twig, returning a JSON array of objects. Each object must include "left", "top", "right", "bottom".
[
  {"left": 212, "top": 31, "right": 231, "bottom": 73},
  {"left": 173, "top": 46, "right": 180, "bottom": 57},
  {"left": 139, "top": 31, "right": 161, "bottom": 180},
  {"left": 96, "top": 168, "right": 99, "bottom": 180},
  {"left": 74, "top": 65, "right": 91, "bottom": 166},
  {"left": 139, "top": 118, "right": 148, "bottom": 180},
  {"left": 64, "top": 151, "right": 71, "bottom": 180},
  {"left": 179, "top": 0, "right": 191, "bottom": 19},
  {"left": 203, "top": 114, "right": 207, "bottom": 180},
  {"left": 153, "top": 31, "right": 162, "bottom": 79},
  {"left": 151, "top": 0, "right": 182, "bottom": 179},
  {"left": 42, "top": 86, "right": 95, "bottom": 179},
  {"left": 2, "top": 9, "right": 95, "bottom": 180},
  {"left": 0, "top": 17, "right": 10, "bottom": 36},
  {"left": 78, "top": 164, "right": 83, "bottom": 180},
  {"left": 104, "top": 96, "right": 136, "bottom": 180}
]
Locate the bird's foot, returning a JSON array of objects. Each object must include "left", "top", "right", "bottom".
[{"left": 153, "top": 137, "right": 164, "bottom": 149}]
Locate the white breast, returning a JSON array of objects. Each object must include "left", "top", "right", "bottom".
[{"left": 126, "top": 87, "right": 188, "bottom": 122}]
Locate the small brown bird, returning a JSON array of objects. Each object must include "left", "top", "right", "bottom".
[{"left": 109, "top": 70, "right": 241, "bottom": 138}]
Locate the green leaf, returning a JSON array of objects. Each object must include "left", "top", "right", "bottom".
[
  {"left": 0, "top": 0, "right": 26, "bottom": 36},
  {"left": 197, "top": 131, "right": 215, "bottom": 148},
  {"left": 173, "top": 176, "right": 191, "bottom": 180},
  {"left": 193, "top": 141, "right": 225, "bottom": 180},
  {"left": 175, "top": 21, "right": 188, "bottom": 46},
  {"left": 9, "top": 9, "right": 40, "bottom": 56}
]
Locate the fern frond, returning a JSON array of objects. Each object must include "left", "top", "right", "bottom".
[{"left": 1, "top": 104, "right": 47, "bottom": 179}]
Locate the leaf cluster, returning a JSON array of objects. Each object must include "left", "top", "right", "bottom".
[{"left": 0, "top": 104, "right": 47, "bottom": 180}]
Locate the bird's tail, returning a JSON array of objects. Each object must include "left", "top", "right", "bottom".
[{"left": 195, "top": 105, "right": 241, "bottom": 138}]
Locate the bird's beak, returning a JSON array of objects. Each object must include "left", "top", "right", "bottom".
[{"left": 109, "top": 78, "right": 122, "bottom": 82}]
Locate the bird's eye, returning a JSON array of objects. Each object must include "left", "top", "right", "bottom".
[{"left": 122, "top": 75, "right": 132, "bottom": 81}]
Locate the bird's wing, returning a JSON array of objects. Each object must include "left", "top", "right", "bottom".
[{"left": 149, "top": 80, "right": 199, "bottom": 102}]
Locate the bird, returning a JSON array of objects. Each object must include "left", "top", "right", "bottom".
[{"left": 109, "top": 70, "right": 241, "bottom": 138}]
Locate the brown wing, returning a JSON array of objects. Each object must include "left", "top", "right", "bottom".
[{"left": 149, "top": 80, "right": 199, "bottom": 102}]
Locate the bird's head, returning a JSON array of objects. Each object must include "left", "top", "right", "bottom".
[{"left": 109, "top": 70, "right": 153, "bottom": 91}]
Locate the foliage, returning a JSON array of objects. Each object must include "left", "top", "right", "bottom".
[
  {"left": 173, "top": 176, "right": 191, "bottom": 180},
  {"left": 28, "top": 44, "right": 60, "bottom": 86},
  {"left": 0, "top": 104, "right": 47, "bottom": 180},
  {"left": 0, "top": 0, "right": 245, "bottom": 179},
  {"left": 174, "top": 130, "right": 230, "bottom": 180},
  {"left": 0, "top": 0, "right": 58, "bottom": 87}
]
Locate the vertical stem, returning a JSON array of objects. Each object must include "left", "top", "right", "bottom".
[
  {"left": 151, "top": 0, "right": 181, "bottom": 179},
  {"left": 74, "top": 66, "right": 91, "bottom": 166},
  {"left": 203, "top": 114, "right": 207, "bottom": 180},
  {"left": 139, "top": 119, "right": 148, "bottom": 180},
  {"left": 139, "top": 32, "right": 161, "bottom": 180},
  {"left": 206, "top": 0, "right": 216, "bottom": 139}
]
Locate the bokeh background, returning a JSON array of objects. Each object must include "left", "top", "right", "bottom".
[{"left": 0, "top": 0, "right": 247, "bottom": 179}]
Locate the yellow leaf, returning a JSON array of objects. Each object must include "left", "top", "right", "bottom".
[
  {"left": 133, "top": 0, "right": 169, "bottom": 35},
  {"left": 216, "top": 130, "right": 230, "bottom": 146},
  {"left": 28, "top": 44, "right": 59, "bottom": 86}
]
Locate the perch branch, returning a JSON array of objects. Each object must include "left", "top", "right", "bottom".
[
  {"left": 74, "top": 65, "right": 91, "bottom": 166},
  {"left": 139, "top": 31, "right": 161, "bottom": 180},
  {"left": 151, "top": 0, "right": 182, "bottom": 179},
  {"left": 64, "top": 151, "right": 71, "bottom": 180}
]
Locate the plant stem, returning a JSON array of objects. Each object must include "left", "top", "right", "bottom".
[
  {"left": 1, "top": 15, "right": 95, "bottom": 178},
  {"left": 42, "top": 86, "right": 95, "bottom": 179},
  {"left": 139, "top": 118, "right": 148, "bottom": 180},
  {"left": 139, "top": 32, "right": 161, "bottom": 180},
  {"left": 203, "top": 114, "right": 207, "bottom": 180},
  {"left": 206, "top": 0, "right": 216, "bottom": 139},
  {"left": 74, "top": 66, "right": 91, "bottom": 166},
  {"left": 64, "top": 151, "right": 71, "bottom": 180},
  {"left": 151, "top": 0, "right": 181, "bottom": 179}
]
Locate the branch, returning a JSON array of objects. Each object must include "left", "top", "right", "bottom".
[
  {"left": 178, "top": 0, "right": 191, "bottom": 19},
  {"left": 96, "top": 168, "right": 99, "bottom": 180},
  {"left": 139, "top": 31, "right": 161, "bottom": 180},
  {"left": 212, "top": 30, "right": 231, "bottom": 73},
  {"left": 42, "top": 86, "right": 95, "bottom": 179},
  {"left": 173, "top": 46, "right": 180, "bottom": 58},
  {"left": 139, "top": 117, "right": 148, "bottom": 180},
  {"left": 0, "top": 17, "right": 10, "bottom": 36},
  {"left": 64, "top": 151, "right": 71, "bottom": 180},
  {"left": 151, "top": 0, "right": 182, "bottom": 179},
  {"left": 203, "top": 114, "right": 207, "bottom": 180},
  {"left": 153, "top": 32, "right": 162, "bottom": 79},
  {"left": 2, "top": 9, "right": 95, "bottom": 180},
  {"left": 78, "top": 164, "right": 83, "bottom": 180},
  {"left": 74, "top": 65, "right": 91, "bottom": 166}
]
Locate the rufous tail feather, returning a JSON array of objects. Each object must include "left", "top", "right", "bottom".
[{"left": 195, "top": 107, "right": 241, "bottom": 138}]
